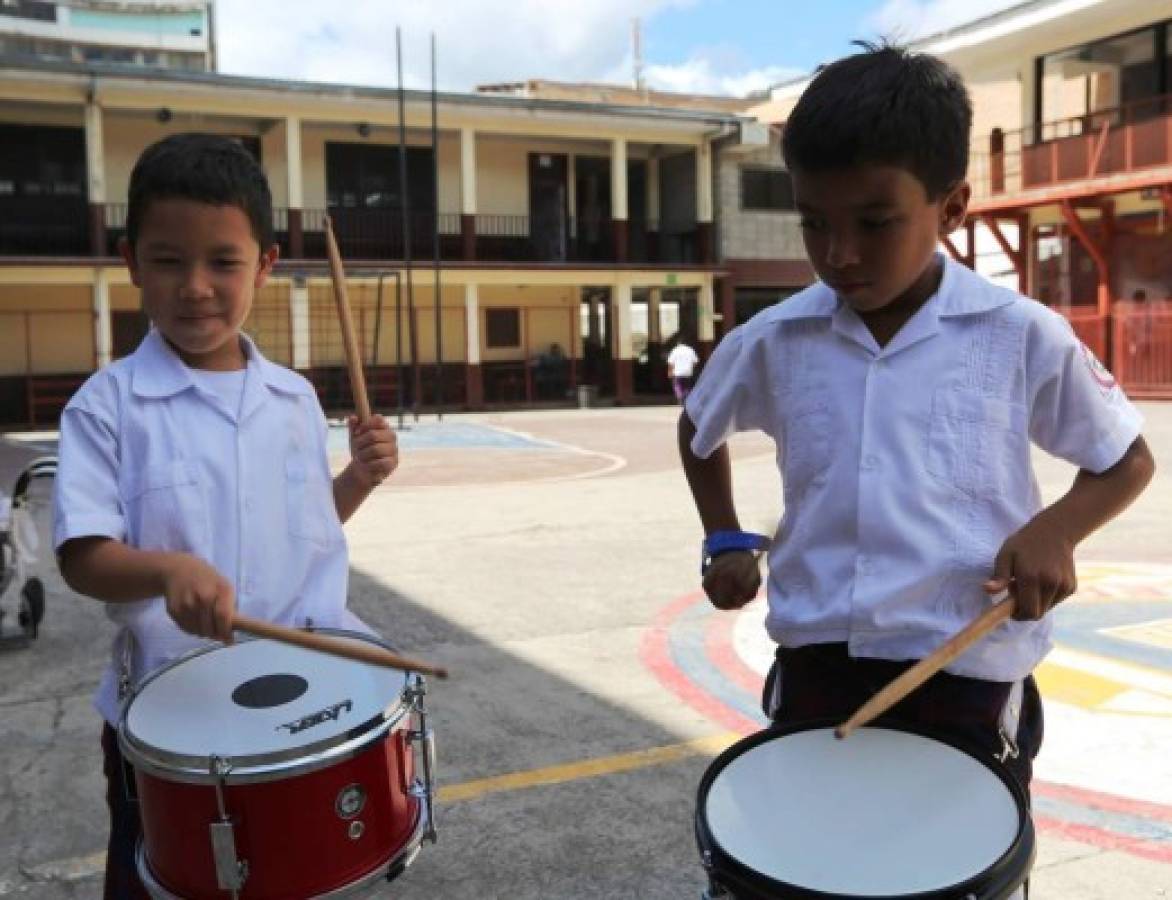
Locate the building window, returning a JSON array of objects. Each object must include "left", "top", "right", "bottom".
[
  {"left": 740, "top": 167, "right": 795, "bottom": 212},
  {"left": 485, "top": 308, "right": 521, "bottom": 349},
  {"left": 1037, "top": 21, "right": 1168, "bottom": 135},
  {"left": 325, "top": 142, "right": 435, "bottom": 211},
  {"left": 0, "top": 124, "right": 86, "bottom": 200},
  {"left": 0, "top": 1, "right": 57, "bottom": 23}
]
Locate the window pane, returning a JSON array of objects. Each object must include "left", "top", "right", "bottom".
[
  {"left": 485, "top": 308, "right": 521, "bottom": 348},
  {"left": 1039, "top": 26, "right": 1158, "bottom": 130},
  {"left": 740, "top": 168, "right": 794, "bottom": 211}
]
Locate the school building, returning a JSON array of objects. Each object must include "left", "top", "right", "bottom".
[
  {"left": 0, "top": 54, "right": 815, "bottom": 426},
  {"left": 758, "top": 0, "right": 1172, "bottom": 398}
]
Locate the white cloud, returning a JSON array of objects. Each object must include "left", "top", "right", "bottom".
[
  {"left": 867, "top": 0, "right": 1025, "bottom": 42},
  {"left": 644, "top": 57, "right": 801, "bottom": 96},
  {"left": 212, "top": 0, "right": 776, "bottom": 97}
]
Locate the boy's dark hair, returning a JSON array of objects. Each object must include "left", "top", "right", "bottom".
[
  {"left": 125, "top": 132, "right": 274, "bottom": 250},
  {"left": 782, "top": 41, "right": 972, "bottom": 199}
]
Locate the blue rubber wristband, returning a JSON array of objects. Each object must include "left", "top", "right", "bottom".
[{"left": 701, "top": 530, "right": 771, "bottom": 575}]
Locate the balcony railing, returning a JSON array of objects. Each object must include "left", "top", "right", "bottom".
[
  {"left": 969, "top": 94, "right": 1172, "bottom": 203},
  {"left": 0, "top": 195, "right": 90, "bottom": 256},
  {"left": 2, "top": 202, "right": 703, "bottom": 265}
]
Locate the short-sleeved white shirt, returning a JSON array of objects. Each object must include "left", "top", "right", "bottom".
[
  {"left": 54, "top": 329, "right": 360, "bottom": 723},
  {"left": 668, "top": 344, "right": 700, "bottom": 378},
  {"left": 686, "top": 255, "right": 1143, "bottom": 681}
]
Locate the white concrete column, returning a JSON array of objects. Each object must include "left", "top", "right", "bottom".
[
  {"left": 646, "top": 156, "right": 660, "bottom": 230},
  {"left": 696, "top": 141, "right": 713, "bottom": 224},
  {"left": 464, "top": 282, "right": 481, "bottom": 364},
  {"left": 285, "top": 117, "right": 303, "bottom": 209},
  {"left": 586, "top": 289, "right": 601, "bottom": 344},
  {"left": 613, "top": 281, "right": 634, "bottom": 359},
  {"left": 84, "top": 101, "right": 106, "bottom": 205},
  {"left": 291, "top": 277, "right": 311, "bottom": 369},
  {"left": 460, "top": 128, "right": 478, "bottom": 216},
  {"left": 611, "top": 137, "right": 628, "bottom": 221},
  {"left": 697, "top": 277, "right": 715, "bottom": 343},
  {"left": 648, "top": 287, "right": 662, "bottom": 344},
  {"left": 93, "top": 268, "right": 112, "bottom": 368}
]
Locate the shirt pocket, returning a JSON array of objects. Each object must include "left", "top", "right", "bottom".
[
  {"left": 285, "top": 455, "right": 338, "bottom": 548},
  {"left": 780, "top": 398, "right": 832, "bottom": 498},
  {"left": 925, "top": 386, "right": 1025, "bottom": 499},
  {"left": 128, "top": 460, "right": 210, "bottom": 554}
]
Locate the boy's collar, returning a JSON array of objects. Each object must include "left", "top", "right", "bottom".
[
  {"left": 766, "top": 253, "right": 1017, "bottom": 323},
  {"left": 131, "top": 329, "right": 312, "bottom": 399}
]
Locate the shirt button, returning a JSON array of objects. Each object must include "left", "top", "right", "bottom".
[
  {"left": 863, "top": 454, "right": 878, "bottom": 469},
  {"left": 858, "top": 557, "right": 873, "bottom": 574}
]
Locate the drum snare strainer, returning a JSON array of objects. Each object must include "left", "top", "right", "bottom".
[{"left": 696, "top": 723, "right": 1034, "bottom": 899}]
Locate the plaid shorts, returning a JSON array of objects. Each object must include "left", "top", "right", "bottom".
[{"left": 761, "top": 642, "right": 1044, "bottom": 792}]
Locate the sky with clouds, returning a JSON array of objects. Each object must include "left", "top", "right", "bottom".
[{"left": 213, "top": 0, "right": 1025, "bottom": 96}]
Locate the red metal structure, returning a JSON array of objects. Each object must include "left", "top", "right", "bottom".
[{"left": 956, "top": 89, "right": 1172, "bottom": 398}]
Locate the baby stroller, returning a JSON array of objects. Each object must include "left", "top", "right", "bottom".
[{"left": 0, "top": 439, "right": 56, "bottom": 648}]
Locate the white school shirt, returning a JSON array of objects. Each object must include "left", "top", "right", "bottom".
[
  {"left": 668, "top": 344, "right": 700, "bottom": 378},
  {"left": 54, "top": 328, "right": 362, "bottom": 723},
  {"left": 686, "top": 255, "right": 1143, "bottom": 681}
]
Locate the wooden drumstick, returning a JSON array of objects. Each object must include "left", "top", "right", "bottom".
[
  {"left": 233, "top": 613, "right": 449, "bottom": 680},
  {"left": 835, "top": 595, "right": 1014, "bottom": 740},
  {"left": 324, "top": 216, "right": 372, "bottom": 424}
]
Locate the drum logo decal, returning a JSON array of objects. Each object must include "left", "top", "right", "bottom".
[{"left": 276, "top": 699, "right": 353, "bottom": 735}]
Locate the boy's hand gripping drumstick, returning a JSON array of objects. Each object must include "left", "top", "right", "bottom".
[
  {"left": 835, "top": 594, "right": 1014, "bottom": 740},
  {"left": 232, "top": 613, "right": 449, "bottom": 680},
  {"left": 324, "top": 216, "right": 372, "bottom": 423}
]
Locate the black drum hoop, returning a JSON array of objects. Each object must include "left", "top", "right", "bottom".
[{"left": 695, "top": 719, "right": 1035, "bottom": 900}]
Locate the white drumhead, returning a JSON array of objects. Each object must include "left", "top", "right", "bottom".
[
  {"left": 704, "top": 727, "right": 1021, "bottom": 896},
  {"left": 125, "top": 636, "right": 408, "bottom": 761}
]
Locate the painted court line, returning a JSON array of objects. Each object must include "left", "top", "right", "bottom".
[
  {"left": 13, "top": 735, "right": 740, "bottom": 890},
  {"left": 440, "top": 732, "right": 737, "bottom": 803}
]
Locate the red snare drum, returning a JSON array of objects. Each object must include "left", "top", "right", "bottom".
[{"left": 118, "top": 630, "right": 436, "bottom": 899}]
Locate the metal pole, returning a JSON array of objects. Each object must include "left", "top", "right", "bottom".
[
  {"left": 395, "top": 270, "right": 405, "bottom": 429},
  {"left": 396, "top": 27, "right": 420, "bottom": 422},
  {"left": 431, "top": 31, "right": 444, "bottom": 422}
]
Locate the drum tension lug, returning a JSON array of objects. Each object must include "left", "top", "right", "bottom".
[
  {"left": 209, "top": 755, "right": 249, "bottom": 895},
  {"left": 405, "top": 676, "right": 438, "bottom": 844}
]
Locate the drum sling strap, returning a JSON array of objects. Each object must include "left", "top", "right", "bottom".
[{"left": 115, "top": 629, "right": 140, "bottom": 804}]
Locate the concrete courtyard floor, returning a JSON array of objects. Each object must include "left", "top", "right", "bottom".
[{"left": 1, "top": 401, "right": 1170, "bottom": 898}]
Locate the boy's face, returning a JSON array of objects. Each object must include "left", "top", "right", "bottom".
[
  {"left": 120, "top": 198, "right": 278, "bottom": 371},
  {"left": 792, "top": 164, "right": 969, "bottom": 314}
]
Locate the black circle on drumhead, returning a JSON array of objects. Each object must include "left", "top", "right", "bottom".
[{"left": 231, "top": 673, "right": 309, "bottom": 708}]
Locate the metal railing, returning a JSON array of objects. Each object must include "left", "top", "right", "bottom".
[
  {"left": 0, "top": 196, "right": 89, "bottom": 256},
  {"left": 969, "top": 94, "right": 1172, "bottom": 202},
  {"left": 1, "top": 201, "right": 704, "bottom": 266}
]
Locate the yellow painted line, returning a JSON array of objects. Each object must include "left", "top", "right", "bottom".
[
  {"left": 440, "top": 732, "right": 738, "bottom": 804},
  {"left": 1035, "top": 659, "right": 1127, "bottom": 709},
  {"left": 13, "top": 736, "right": 741, "bottom": 890}
]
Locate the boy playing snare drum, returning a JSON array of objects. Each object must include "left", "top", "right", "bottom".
[
  {"left": 53, "top": 133, "right": 399, "bottom": 898},
  {"left": 679, "top": 41, "right": 1154, "bottom": 804}
]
